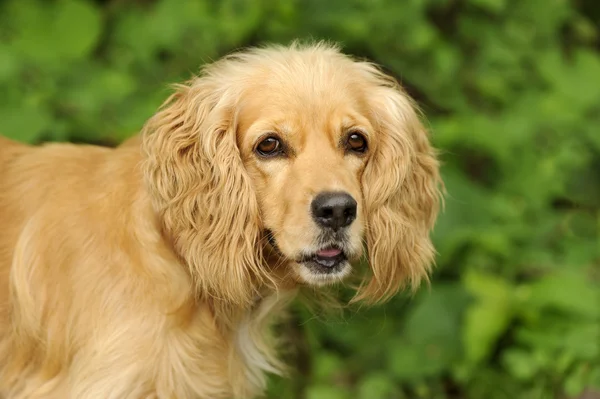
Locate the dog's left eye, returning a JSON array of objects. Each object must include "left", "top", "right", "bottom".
[
  {"left": 346, "top": 131, "right": 368, "bottom": 153},
  {"left": 255, "top": 136, "right": 284, "bottom": 157}
]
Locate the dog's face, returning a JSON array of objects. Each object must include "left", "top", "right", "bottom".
[
  {"left": 143, "top": 43, "right": 441, "bottom": 306},
  {"left": 237, "top": 78, "right": 372, "bottom": 285}
]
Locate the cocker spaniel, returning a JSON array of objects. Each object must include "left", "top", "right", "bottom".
[{"left": 0, "top": 42, "right": 441, "bottom": 399}]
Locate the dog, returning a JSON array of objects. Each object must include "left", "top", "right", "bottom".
[{"left": 0, "top": 42, "right": 441, "bottom": 398}]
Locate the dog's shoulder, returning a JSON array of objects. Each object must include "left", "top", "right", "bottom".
[{"left": 0, "top": 135, "right": 28, "bottom": 169}]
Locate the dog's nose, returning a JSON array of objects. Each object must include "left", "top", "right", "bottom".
[{"left": 311, "top": 192, "right": 357, "bottom": 230}]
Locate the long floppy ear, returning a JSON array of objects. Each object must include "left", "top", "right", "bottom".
[
  {"left": 353, "top": 64, "right": 442, "bottom": 304},
  {"left": 142, "top": 74, "right": 269, "bottom": 306}
]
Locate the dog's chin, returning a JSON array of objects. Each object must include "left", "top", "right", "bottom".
[{"left": 296, "top": 259, "right": 352, "bottom": 286}]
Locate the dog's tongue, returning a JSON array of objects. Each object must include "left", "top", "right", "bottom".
[{"left": 317, "top": 248, "right": 342, "bottom": 258}]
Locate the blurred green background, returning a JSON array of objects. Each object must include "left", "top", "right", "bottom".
[{"left": 1, "top": 0, "right": 599, "bottom": 398}]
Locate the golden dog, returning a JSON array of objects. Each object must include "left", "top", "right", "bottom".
[{"left": 0, "top": 42, "right": 441, "bottom": 398}]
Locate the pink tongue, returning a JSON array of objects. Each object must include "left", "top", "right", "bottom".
[{"left": 317, "top": 248, "right": 342, "bottom": 258}]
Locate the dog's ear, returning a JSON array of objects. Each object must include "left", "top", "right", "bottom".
[
  {"left": 353, "top": 64, "right": 442, "bottom": 304},
  {"left": 142, "top": 74, "right": 269, "bottom": 306}
]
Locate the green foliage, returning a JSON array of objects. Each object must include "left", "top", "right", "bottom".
[{"left": 1, "top": 0, "right": 598, "bottom": 398}]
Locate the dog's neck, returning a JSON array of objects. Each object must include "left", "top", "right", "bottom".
[
  {"left": 202, "top": 241, "right": 297, "bottom": 396},
  {"left": 203, "top": 286, "right": 297, "bottom": 397}
]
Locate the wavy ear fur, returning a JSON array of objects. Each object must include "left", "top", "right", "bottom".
[
  {"left": 354, "top": 64, "right": 442, "bottom": 304},
  {"left": 142, "top": 73, "right": 269, "bottom": 306}
]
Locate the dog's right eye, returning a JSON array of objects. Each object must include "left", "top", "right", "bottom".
[{"left": 255, "top": 136, "right": 284, "bottom": 157}]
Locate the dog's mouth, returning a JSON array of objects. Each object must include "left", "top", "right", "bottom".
[
  {"left": 298, "top": 246, "right": 348, "bottom": 275},
  {"left": 302, "top": 247, "right": 346, "bottom": 267},
  {"left": 263, "top": 229, "right": 352, "bottom": 282}
]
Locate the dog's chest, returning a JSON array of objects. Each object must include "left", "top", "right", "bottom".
[{"left": 153, "top": 295, "right": 289, "bottom": 399}]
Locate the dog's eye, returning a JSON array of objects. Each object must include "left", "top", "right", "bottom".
[
  {"left": 346, "top": 131, "right": 368, "bottom": 153},
  {"left": 255, "top": 136, "right": 284, "bottom": 157}
]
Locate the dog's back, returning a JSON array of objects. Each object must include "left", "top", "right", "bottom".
[
  {"left": 0, "top": 136, "right": 26, "bottom": 175},
  {"left": 0, "top": 137, "right": 133, "bottom": 314},
  {"left": 0, "top": 138, "right": 130, "bottom": 322},
  {"left": 0, "top": 137, "right": 158, "bottom": 398},
  {"left": 0, "top": 136, "right": 28, "bottom": 320}
]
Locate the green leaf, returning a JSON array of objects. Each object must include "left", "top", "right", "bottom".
[
  {"left": 52, "top": 0, "right": 102, "bottom": 60},
  {"left": 462, "top": 300, "right": 513, "bottom": 365},
  {"left": 564, "top": 363, "right": 591, "bottom": 397},
  {"left": 389, "top": 339, "right": 440, "bottom": 380},
  {"left": 357, "top": 373, "right": 397, "bottom": 399},
  {"left": 502, "top": 349, "right": 540, "bottom": 380},
  {"left": 313, "top": 352, "right": 344, "bottom": 382},
  {"left": 468, "top": 0, "right": 506, "bottom": 14},
  {"left": 0, "top": 45, "right": 19, "bottom": 82},
  {"left": 526, "top": 271, "right": 599, "bottom": 318},
  {"left": 463, "top": 269, "right": 512, "bottom": 303},
  {"left": 462, "top": 271, "right": 514, "bottom": 364},
  {"left": 306, "top": 385, "right": 349, "bottom": 399},
  {"left": 0, "top": 103, "right": 53, "bottom": 143},
  {"left": 388, "top": 284, "right": 467, "bottom": 380},
  {"left": 7, "top": 0, "right": 101, "bottom": 64}
]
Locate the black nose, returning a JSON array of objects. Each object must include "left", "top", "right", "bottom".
[{"left": 311, "top": 192, "right": 357, "bottom": 230}]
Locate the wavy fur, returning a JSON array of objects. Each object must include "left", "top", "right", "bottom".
[{"left": 353, "top": 62, "right": 442, "bottom": 303}]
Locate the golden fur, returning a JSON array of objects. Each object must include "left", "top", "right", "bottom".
[{"left": 0, "top": 42, "right": 441, "bottom": 398}]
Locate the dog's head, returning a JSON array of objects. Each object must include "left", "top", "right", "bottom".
[{"left": 142, "top": 43, "right": 441, "bottom": 306}]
